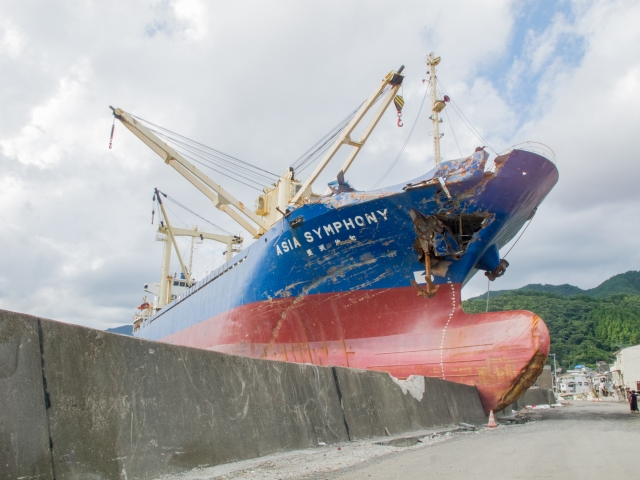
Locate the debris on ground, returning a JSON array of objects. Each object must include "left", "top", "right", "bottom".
[{"left": 157, "top": 421, "right": 536, "bottom": 480}]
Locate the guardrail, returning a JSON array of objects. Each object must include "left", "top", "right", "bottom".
[{"left": 499, "top": 142, "right": 556, "bottom": 164}]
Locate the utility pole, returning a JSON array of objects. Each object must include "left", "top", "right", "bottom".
[{"left": 550, "top": 353, "right": 558, "bottom": 394}]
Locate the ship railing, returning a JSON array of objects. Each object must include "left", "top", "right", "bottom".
[
  {"left": 147, "top": 253, "right": 249, "bottom": 324},
  {"left": 485, "top": 141, "right": 556, "bottom": 174}
]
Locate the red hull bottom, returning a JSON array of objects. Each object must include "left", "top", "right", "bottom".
[{"left": 161, "top": 283, "right": 549, "bottom": 412}]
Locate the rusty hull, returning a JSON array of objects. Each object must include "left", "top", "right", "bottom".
[{"left": 137, "top": 149, "right": 559, "bottom": 412}]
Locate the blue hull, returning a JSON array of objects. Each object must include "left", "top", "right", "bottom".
[{"left": 136, "top": 149, "right": 558, "bottom": 342}]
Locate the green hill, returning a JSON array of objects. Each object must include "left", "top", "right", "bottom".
[
  {"left": 588, "top": 271, "right": 640, "bottom": 297},
  {"left": 468, "top": 271, "right": 640, "bottom": 301},
  {"left": 462, "top": 271, "right": 640, "bottom": 369},
  {"left": 106, "top": 325, "right": 133, "bottom": 336}
]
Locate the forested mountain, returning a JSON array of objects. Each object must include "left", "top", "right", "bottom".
[
  {"left": 468, "top": 271, "right": 640, "bottom": 301},
  {"left": 463, "top": 271, "right": 640, "bottom": 369}
]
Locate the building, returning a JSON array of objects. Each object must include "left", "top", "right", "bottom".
[
  {"left": 610, "top": 345, "right": 640, "bottom": 390},
  {"left": 558, "top": 370, "right": 593, "bottom": 396}
]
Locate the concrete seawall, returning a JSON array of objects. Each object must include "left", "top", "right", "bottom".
[
  {"left": 1, "top": 310, "right": 487, "bottom": 480},
  {"left": 512, "top": 388, "right": 556, "bottom": 409}
]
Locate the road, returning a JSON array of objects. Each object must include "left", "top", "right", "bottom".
[
  {"left": 164, "top": 401, "right": 639, "bottom": 479},
  {"left": 325, "top": 402, "right": 640, "bottom": 479}
]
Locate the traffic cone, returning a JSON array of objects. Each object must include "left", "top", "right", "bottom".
[{"left": 487, "top": 410, "right": 498, "bottom": 428}]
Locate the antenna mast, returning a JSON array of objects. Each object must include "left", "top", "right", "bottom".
[{"left": 427, "top": 53, "right": 445, "bottom": 167}]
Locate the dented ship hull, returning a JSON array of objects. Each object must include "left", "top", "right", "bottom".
[{"left": 135, "top": 149, "right": 559, "bottom": 412}]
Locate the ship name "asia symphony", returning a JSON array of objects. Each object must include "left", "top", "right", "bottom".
[{"left": 275, "top": 209, "right": 390, "bottom": 256}]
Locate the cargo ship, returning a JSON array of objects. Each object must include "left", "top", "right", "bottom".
[{"left": 113, "top": 54, "right": 559, "bottom": 412}]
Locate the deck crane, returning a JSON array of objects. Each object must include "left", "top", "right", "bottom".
[
  {"left": 288, "top": 66, "right": 404, "bottom": 205},
  {"left": 153, "top": 188, "right": 243, "bottom": 308},
  {"left": 111, "top": 65, "right": 405, "bottom": 239},
  {"left": 111, "top": 107, "right": 270, "bottom": 239}
]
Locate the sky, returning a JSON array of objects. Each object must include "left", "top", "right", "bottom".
[{"left": 1, "top": 0, "right": 639, "bottom": 329}]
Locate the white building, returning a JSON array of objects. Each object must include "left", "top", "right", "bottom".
[
  {"left": 558, "top": 370, "right": 592, "bottom": 396},
  {"left": 610, "top": 345, "right": 640, "bottom": 390}
]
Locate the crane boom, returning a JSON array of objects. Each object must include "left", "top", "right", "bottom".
[
  {"left": 113, "top": 64, "right": 405, "bottom": 234},
  {"left": 111, "top": 107, "right": 269, "bottom": 238},
  {"left": 290, "top": 66, "right": 405, "bottom": 205},
  {"left": 155, "top": 189, "right": 191, "bottom": 286}
]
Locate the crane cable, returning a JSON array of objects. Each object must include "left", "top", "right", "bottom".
[
  {"left": 164, "top": 194, "right": 234, "bottom": 236},
  {"left": 131, "top": 114, "right": 278, "bottom": 178},
  {"left": 290, "top": 102, "right": 363, "bottom": 173},
  {"left": 436, "top": 79, "right": 497, "bottom": 155},
  {"left": 129, "top": 114, "right": 278, "bottom": 190},
  {"left": 368, "top": 87, "right": 429, "bottom": 190},
  {"left": 290, "top": 86, "right": 392, "bottom": 174}
]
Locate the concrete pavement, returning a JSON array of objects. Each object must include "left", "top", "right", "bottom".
[{"left": 324, "top": 402, "right": 640, "bottom": 479}]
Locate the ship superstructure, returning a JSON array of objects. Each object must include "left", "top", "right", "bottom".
[{"left": 114, "top": 56, "right": 558, "bottom": 411}]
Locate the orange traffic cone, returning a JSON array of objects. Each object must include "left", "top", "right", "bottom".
[{"left": 487, "top": 410, "right": 498, "bottom": 428}]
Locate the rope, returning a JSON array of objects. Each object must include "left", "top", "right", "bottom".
[
  {"left": 503, "top": 215, "right": 534, "bottom": 259},
  {"left": 484, "top": 212, "right": 536, "bottom": 311},
  {"left": 486, "top": 277, "right": 491, "bottom": 312}
]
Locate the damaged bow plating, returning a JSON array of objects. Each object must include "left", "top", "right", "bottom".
[{"left": 409, "top": 208, "right": 488, "bottom": 297}]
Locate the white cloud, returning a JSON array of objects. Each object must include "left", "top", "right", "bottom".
[
  {"left": 0, "top": 18, "right": 26, "bottom": 59},
  {"left": 1, "top": 63, "right": 90, "bottom": 167},
  {"left": 172, "top": 0, "right": 208, "bottom": 41}
]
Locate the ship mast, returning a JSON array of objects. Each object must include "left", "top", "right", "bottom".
[{"left": 427, "top": 53, "right": 445, "bottom": 167}]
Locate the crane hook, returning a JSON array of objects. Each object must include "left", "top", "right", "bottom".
[{"left": 394, "top": 95, "right": 405, "bottom": 128}]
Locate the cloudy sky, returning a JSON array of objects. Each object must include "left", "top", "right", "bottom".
[{"left": 1, "top": 0, "right": 639, "bottom": 329}]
